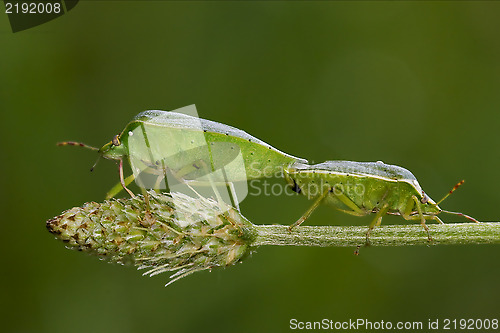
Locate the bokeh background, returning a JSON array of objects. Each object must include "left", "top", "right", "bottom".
[{"left": 2, "top": 2, "right": 500, "bottom": 332}]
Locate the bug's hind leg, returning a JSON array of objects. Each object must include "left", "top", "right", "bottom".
[
  {"left": 289, "top": 186, "right": 365, "bottom": 232},
  {"left": 289, "top": 189, "right": 330, "bottom": 232}
]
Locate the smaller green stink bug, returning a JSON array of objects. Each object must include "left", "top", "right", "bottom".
[{"left": 284, "top": 161, "right": 479, "bottom": 240}]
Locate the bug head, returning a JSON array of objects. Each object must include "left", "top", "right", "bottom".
[
  {"left": 418, "top": 191, "right": 441, "bottom": 215},
  {"left": 98, "top": 134, "right": 127, "bottom": 161},
  {"left": 408, "top": 179, "right": 440, "bottom": 215}
]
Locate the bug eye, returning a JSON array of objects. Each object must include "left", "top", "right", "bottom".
[
  {"left": 112, "top": 135, "right": 121, "bottom": 146},
  {"left": 420, "top": 192, "right": 429, "bottom": 204}
]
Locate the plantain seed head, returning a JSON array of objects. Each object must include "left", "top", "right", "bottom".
[{"left": 47, "top": 191, "right": 257, "bottom": 286}]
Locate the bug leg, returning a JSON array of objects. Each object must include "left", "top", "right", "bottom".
[
  {"left": 153, "top": 175, "right": 164, "bottom": 192},
  {"left": 134, "top": 170, "right": 154, "bottom": 227},
  {"left": 106, "top": 174, "right": 136, "bottom": 199},
  {"left": 335, "top": 208, "right": 366, "bottom": 217},
  {"left": 330, "top": 191, "right": 367, "bottom": 252},
  {"left": 288, "top": 189, "right": 330, "bottom": 232},
  {"left": 119, "top": 159, "right": 135, "bottom": 198},
  {"left": 139, "top": 187, "right": 155, "bottom": 227},
  {"left": 152, "top": 162, "right": 169, "bottom": 194},
  {"left": 168, "top": 158, "right": 224, "bottom": 204},
  {"left": 127, "top": 162, "right": 155, "bottom": 225},
  {"left": 194, "top": 160, "right": 238, "bottom": 226},
  {"left": 218, "top": 164, "right": 240, "bottom": 212},
  {"left": 412, "top": 195, "right": 432, "bottom": 242},
  {"left": 195, "top": 160, "right": 226, "bottom": 206},
  {"left": 227, "top": 181, "right": 240, "bottom": 212},
  {"left": 365, "top": 204, "right": 390, "bottom": 245},
  {"left": 289, "top": 186, "right": 366, "bottom": 232},
  {"left": 401, "top": 196, "right": 415, "bottom": 218},
  {"left": 401, "top": 196, "right": 433, "bottom": 241},
  {"left": 169, "top": 157, "right": 241, "bottom": 212},
  {"left": 333, "top": 188, "right": 366, "bottom": 216},
  {"left": 433, "top": 216, "right": 444, "bottom": 224},
  {"left": 335, "top": 194, "right": 368, "bottom": 254}
]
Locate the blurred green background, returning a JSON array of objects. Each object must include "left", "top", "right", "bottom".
[{"left": 2, "top": 1, "right": 500, "bottom": 332}]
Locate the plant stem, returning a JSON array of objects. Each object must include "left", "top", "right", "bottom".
[{"left": 252, "top": 223, "right": 500, "bottom": 247}]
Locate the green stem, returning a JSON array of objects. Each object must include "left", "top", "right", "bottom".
[{"left": 252, "top": 223, "right": 500, "bottom": 247}]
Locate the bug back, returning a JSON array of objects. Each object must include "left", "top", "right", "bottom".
[
  {"left": 133, "top": 110, "right": 306, "bottom": 163},
  {"left": 291, "top": 160, "right": 418, "bottom": 182}
]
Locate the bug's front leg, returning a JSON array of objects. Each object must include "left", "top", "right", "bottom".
[
  {"left": 433, "top": 216, "right": 444, "bottom": 224},
  {"left": 106, "top": 174, "right": 136, "bottom": 199},
  {"left": 119, "top": 159, "right": 135, "bottom": 198},
  {"left": 401, "top": 196, "right": 432, "bottom": 241}
]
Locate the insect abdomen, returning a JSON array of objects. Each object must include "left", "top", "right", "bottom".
[
  {"left": 287, "top": 163, "right": 419, "bottom": 216},
  {"left": 122, "top": 117, "right": 306, "bottom": 183}
]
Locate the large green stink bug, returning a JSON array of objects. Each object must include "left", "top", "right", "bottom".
[
  {"left": 284, "top": 161, "right": 479, "bottom": 238},
  {"left": 60, "top": 106, "right": 306, "bottom": 206}
]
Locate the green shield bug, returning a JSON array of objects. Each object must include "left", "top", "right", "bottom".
[
  {"left": 59, "top": 105, "right": 306, "bottom": 210},
  {"left": 284, "top": 160, "right": 479, "bottom": 240}
]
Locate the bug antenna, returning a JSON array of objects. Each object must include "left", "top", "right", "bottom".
[
  {"left": 440, "top": 210, "right": 480, "bottom": 223},
  {"left": 436, "top": 180, "right": 465, "bottom": 205},
  {"left": 57, "top": 141, "right": 99, "bottom": 151},
  {"left": 90, "top": 155, "right": 102, "bottom": 172}
]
